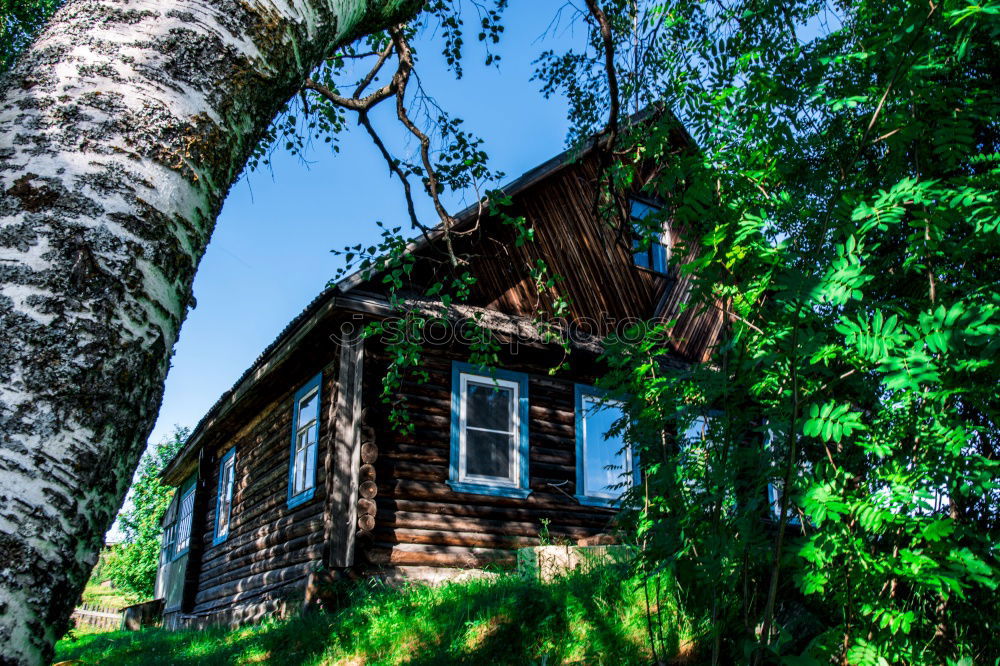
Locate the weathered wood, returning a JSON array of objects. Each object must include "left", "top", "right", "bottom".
[
  {"left": 330, "top": 329, "right": 364, "bottom": 568},
  {"left": 357, "top": 498, "right": 377, "bottom": 516},
  {"left": 322, "top": 356, "right": 342, "bottom": 568},
  {"left": 357, "top": 514, "right": 376, "bottom": 532},
  {"left": 361, "top": 442, "right": 379, "bottom": 464},
  {"left": 359, "top": 463, "right": 376, "bottom": 482},
  {"left": 359, "top": 480, "right": 378, "bottom": 499}
]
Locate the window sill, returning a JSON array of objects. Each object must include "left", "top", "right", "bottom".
[
  {"left": 287, "top": 487, "right": 316, "bottom": 509},
  {"left": 575, "top": 494, "right": 624, "bottom": 509},
  {"left": 212, "top": 533, "right": 229, "bottom": 547},
  {"left": 448, "top": 480, "right": 531, "bottom": 499}
]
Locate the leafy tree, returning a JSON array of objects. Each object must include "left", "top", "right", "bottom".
[
  {"left": 104, "top": 427, "right": 188, "bottom": 603},
  {"left": 540, "top": 1, "right": 1000, "bottom": 664},
  {"left": 0, "top": 0, "right": 63, "bottom": 74}
]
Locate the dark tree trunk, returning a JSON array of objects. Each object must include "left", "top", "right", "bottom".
[{"left": 0, "top": 0, "right": 421, "bottom": 662}]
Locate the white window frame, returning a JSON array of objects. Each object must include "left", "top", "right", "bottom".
[
  {"left": 457, "top": 373, "right": 521, "bottom": 487},
  {"left": 448, "top": 361, "right": 531, "bottom": 498}
]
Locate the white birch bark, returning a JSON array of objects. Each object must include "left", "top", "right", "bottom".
[{"left": 0, "top": 1, "right": 421, "bottom": 663}]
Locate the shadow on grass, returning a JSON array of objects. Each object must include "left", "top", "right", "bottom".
[{"left": 54, "top": 566, "right": 686, "bottom": 665}]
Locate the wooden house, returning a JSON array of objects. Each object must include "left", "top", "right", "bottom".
[{"left": 153, "top": 127, "right": 725, "bottom": 629}]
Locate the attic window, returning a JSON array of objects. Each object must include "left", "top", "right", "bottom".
[
  {"left": 448, "top": 361, "right": 531, "bottom": 499},
  {"left": 575, "top": 386, "right": 639, "bottom": 507},
  {"left": 630, "top": 198, "right": 670, "bottom": 274},
  {"left": 213, "top": 447, "right": 236, "bottom": 545},
  {"left": 288, "top": 373, "right": 322, "bottom": 509}
]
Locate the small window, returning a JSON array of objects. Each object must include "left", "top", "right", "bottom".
[
  {"left": 575, "top": 386, "right": 638, "bottom": 507},
  {"left": 174, "top": 477, "right": 196, "bottom": 557},
  {"left": 448, "top": 361, "right": 530, "bottom": 498},
  {"left": 213, "top": 447, "right": 237, "bottom": 545},
  {"left": 630, "top": 198, "right": 670, "bottom": 273},
  {"left": 288, "top": 373, "right": 322, "bottom": 508}
]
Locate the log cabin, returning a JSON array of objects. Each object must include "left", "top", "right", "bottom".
[{"left": 152, "top": 120, "right": 726, "bottom": 630}]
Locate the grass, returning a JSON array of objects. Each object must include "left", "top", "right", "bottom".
[
  {"left": 54, "top": 566, "right": 693, "bottom": 665},
  {"left": 79, "top": 581, "right": 132, "bottom": 612}
]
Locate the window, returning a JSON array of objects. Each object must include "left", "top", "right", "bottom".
[
  {"left": 630, "top": 198, "right": 670, "bottom": 273},
  {"left": 213, "top": 447, "right": 237, "bottom": 545},
  {"left": 173, "top": 476, "right": 196, "bottom": 557},
  {"left": 449, "top": 361, "right": 530, "bottom": 498},
  {"left": 159, "top": 492, "right": 179, "bottom": 567},
  {"left": 575, "top": 386, "right": 639, "bottom": 507},
  {"left": 288, "top": 373, "right": 322, "bottom": 509}
]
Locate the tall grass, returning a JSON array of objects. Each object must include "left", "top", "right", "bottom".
[{"left": 55, "top": 565, "right": 692, "bottom": 665}]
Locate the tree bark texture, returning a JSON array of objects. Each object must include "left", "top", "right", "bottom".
[{"left": 0, "top": 1, "right": 421, "bottom": 663}]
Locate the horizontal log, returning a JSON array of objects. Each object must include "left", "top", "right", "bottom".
[
  {"left": 376, "top": 527, "right": 539, "bottom": 549},
  {"left": 194, "top": 558, "right": 317, "bottom": 609},
  {"left": 194, "top": 563, "right": 313, "bottom": 614},
  {"left": 383, "top": 479, "right": 615, "bottom": 515},
  {"left": 379, "top": 497, "right": 612, "bottom": 526},
  {"left": 381, "top": 510, "right": 598, "bottom": 540},
  {"left": 199, "top": 529, "right": 323, "bottom": 585},
  {"left": 361, "top": 443, "right": 379, "bottom": 464},
  {"left": 357, "top": 498, "right": 377, "bottom": 516},
  {"left": 359, "top": 463, "right": 376, "bottom": 482},
  {"left": 365, "top": 542, "right": 516, "bottom": 569},
  {"left": 359, "top": 480, "right": 378, "bottom": 499},
  {"left": 358, "top": 514, "right": 376, "bottom": 532}
]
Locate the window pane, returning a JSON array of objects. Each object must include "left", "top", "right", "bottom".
[
  {"left": 218, "top": 459, "right": 235, "bottom": 536},
  {"left": 630, "top": 199, "right": 658, "bottom": 220},
  {"left": 465, "top": 429, "right": 513, "bottom": 479},
  {"left": 294, "top": 448, "right": 307, "bottom": 494},
  {"left": 298, "top": 390, "right": 318, "bottom": 429},
  {"left": 682, "top": 416, "right": 710, "bottom": 446},
  {"left": 176, "top": 487, "right": 195, "bottom": 553},
  {"left": 296, "top": 425, "right": 315, "bottom": 452},
  {"left": 466, "top": 382, "right": 512, "bottom": 432},
  {"left": 583, "top": 399, "right": 630, "bottom": 497},
  {"left": 304, "top": 443, "right": 316, "bottom": 491},
  {"left": 632, "top": 238, "right": 652, "bottom": 269}
]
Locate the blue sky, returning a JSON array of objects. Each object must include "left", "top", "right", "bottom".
[{"left": 148, "top": 3, "right": 582, "bottom": 447}]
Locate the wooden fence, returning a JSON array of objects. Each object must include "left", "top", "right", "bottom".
[{"left": 71, "top": 603, "right": 122, "bottom": 632}]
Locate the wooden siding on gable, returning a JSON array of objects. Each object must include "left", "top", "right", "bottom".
[{"left": 360, "top": 153, "right": 724, "bottom": 363}]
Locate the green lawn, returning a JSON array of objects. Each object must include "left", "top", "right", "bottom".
[{"left": 55, "top": 567, "right": 693, "bottom": 665}]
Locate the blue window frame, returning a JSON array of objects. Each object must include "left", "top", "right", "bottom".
[
  {"left": 449, "top": 361, "right": 531, "bottom": 498},
  {"left": 575, "top": 385, "right": 640, "bottom": 508},
  {"left": 213, "top": 447, "right": 237, "bottom": 545},
  {"left": 630, "top": 198, "right": 670, "bottom": 273},
  {"left": 173, "top": 474, "right": 196, "bottom": 559},
  {"left": 288, "top": 373, "right": 322, "bottom": 509}
]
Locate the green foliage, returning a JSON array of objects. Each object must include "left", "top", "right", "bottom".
[
  {"left": 103, "top": 427, "right": 189, "bottom": 603},
  {"left": 55, "top": 567, "right": 689, "bottom": 665},
  {"left": 570, "top": 1, "right": 1000, "bottom": 663},
  {"left": 0, "top": 0, "right": 62, "bottom": 75}
]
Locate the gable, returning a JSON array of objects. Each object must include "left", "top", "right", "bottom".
[{"left": 352, "top": 148, "right": 724, "bottom": 362}]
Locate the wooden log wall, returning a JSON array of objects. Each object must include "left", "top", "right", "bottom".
[
  {"left": 357, "top": 342, "right": 619, "bottom": 580},
  {"left": 182, "top": 355, "right": 339, "bottom": 621}
]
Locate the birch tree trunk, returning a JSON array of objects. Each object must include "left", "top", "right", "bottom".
[{"left": 0, "top": 1, "right": 421, "bottom": 663}]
